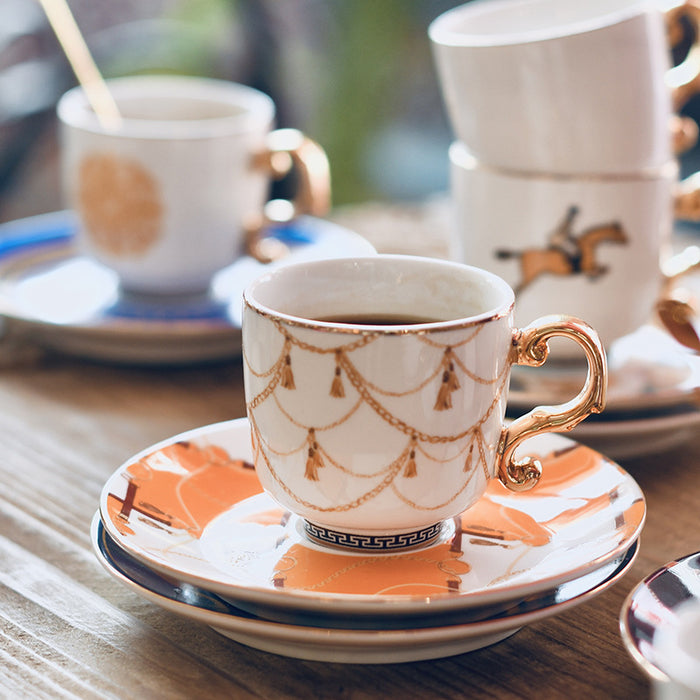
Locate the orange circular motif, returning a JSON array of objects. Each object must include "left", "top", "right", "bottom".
[{"left": 78, "top": 152, "right": 163, "bottom": 256}]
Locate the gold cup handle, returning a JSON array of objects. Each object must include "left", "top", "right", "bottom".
[
  {"left": 245, "top": 128, "right": 331, "bottom": 263},
  {"left": 667, "top": 1, "right": 700, "bottom": 112},
  {"left": 497, "top": 316, "right": 607, "bottom": 492}
]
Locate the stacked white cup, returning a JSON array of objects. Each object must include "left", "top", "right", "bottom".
[{"left": 429, "top": 0, "right": 700, "bottom": 358}]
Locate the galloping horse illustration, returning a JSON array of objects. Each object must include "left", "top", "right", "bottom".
[{"left": 495, "top": 206, "right": 629, "bottom": 294}]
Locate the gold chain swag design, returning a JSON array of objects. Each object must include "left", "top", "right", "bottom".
[{"left": 245, "top": 319, "right": 509, "bottom": 514}]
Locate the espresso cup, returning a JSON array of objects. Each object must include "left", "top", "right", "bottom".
[
  {"left": 242, "top": 255, "right": 606, "bottom": 550},
  {"left": 57, "top": 75, "right": 331, "bottom": 294},
  {"left": 449, "top": 142, "right": 678, "bottom": 357},
  {"left": 429, "top": 0, "right": 700, "bottom": 174}
]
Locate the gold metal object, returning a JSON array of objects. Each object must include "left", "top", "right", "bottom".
[
  {"left": 675, "top": 173, "right": 700, "bottom": 221},
  {"left": 497, "top": 316, "right": 607, "bottom": 492},
  {"left": 657, "top": 246, "right": 700, "bottom": 351},
  {"left": 38, "top": 0, "right": 122, "bottom": 131},
  {"left": 658, "top": 246, "right": 700, "bottom": 347},
  {"left": 657, "top": 295, "right": 700, "bottom": 351},
  {"left": 671, "top": 114, "right": 699, "bottom": 155},
  {"left": 667, "top": 0, "right": 700, "bottom": 112},
  {"left": 245, "top": 129, "right": 331, "bottom": 263}
]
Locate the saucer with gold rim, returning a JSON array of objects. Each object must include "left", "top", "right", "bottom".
[
  {"left": 94, "top": 513, "right": 639, "bottom": 663},
  {"left": 98, "top": 417, "right": 645, "bottom": 623}
]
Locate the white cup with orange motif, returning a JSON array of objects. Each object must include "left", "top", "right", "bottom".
[
  {"left": 242, "top": 255, "right": 607, "bottom": 551},
  {"left": 57, "top": 75, "right": 330, "bottom": 294}
]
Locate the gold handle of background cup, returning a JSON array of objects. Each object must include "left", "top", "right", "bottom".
[
  {"left": 667, "top": 0, "right": 700, "bottom": 111},
  {"left": 497, "top": 316, "right": 607, "bottom": 492},
  {"left": 245, "top": 128, "right": 331, "bottom": 263},
  {"left": 661, "top": 182, "right": 700, "bottom": 352},
  {"left": 672, "top": 114, "right": 699, "bottom": 155}
]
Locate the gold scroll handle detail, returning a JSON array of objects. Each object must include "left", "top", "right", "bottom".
[
  {"left": 668, "top": 0, "right": 700, "bottom": 113},
  {"left": 497, "top": 316, "right": 607, "bottom": 492},
  {"left": 245, "top": 128, "right": 331, "bottom": 263}
]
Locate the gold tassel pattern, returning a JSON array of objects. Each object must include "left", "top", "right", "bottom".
[
  {"left": 463, "top": 443, "right": 474, "bottom": 472},
  {"left": 304, "top": 428, "right": 325, "bottom": 481},
  {"left": 330, "top": 351, "right": 345, "bottom": 397},
  {"left": 246, "top": 323, "right": 506, "bottom": 509},
  {"left": 403, "top": 436, "right": 418, "bottom": 478},
  {"left": 434, "top": 347, "right": 460, "bottom": 411},
  {"left": 280, "top": 345, "right": 295, "bottom": 389}
]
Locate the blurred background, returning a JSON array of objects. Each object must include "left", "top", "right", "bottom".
[
  {"left": 0, "top": 0, "right": 467, "bottom": 224},
  {"left": 2, "top": 0, "right": 700, "bottom": 225}
]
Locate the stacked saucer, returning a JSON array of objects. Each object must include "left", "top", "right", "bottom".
[
  {"left": 93, "top": 417, "right": 645, "bottom": 663},
  {"left": 508, "top": 324, "right": 700, "bottom": 460}
]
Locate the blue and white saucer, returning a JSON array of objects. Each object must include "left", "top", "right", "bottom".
[{"left": 0, "top": 211, "right": 375, "bottom": 364}]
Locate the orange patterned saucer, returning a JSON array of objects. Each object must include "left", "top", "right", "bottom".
[{"left": 99, "top": 418, "right": 645, "bottom": 622}]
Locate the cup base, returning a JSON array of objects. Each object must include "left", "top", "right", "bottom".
[{"left": 302, "top": 520, "right": 445, "bottom": 552}]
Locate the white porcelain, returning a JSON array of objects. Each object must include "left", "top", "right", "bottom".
[
  {"left": 621, "top": 551, "right": 700, "bottom": 690},
  {"left": 429, "top": 0, "right": 679, "bottom": 174},
  {"left": 93, "top": 514, "right": 638, "bottom": 663},
  {"left": 58, "top": 75, "right": 329, "bottom": 294},
  {"left": 242, "top": 255, "right": 605, "bottom": 540},
  {"left": 0, "top": 211, "right": 375, "bottom": 364},
  {"left": 654, "top": 602, "right": 700, "bottom": 699},
  {"left": 99, "top": 418, "right": 645, "bottom": 623},
  {"left": 449, "top": 143, "right": 676, "bottom": 357}
]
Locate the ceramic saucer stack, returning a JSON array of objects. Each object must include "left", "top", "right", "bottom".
[
  {"left": 93, "top": 417, "right": 645, "bottom": 663},
  {"left": 508, "top": 324, "right": 700, "bottom": 460},
  {"left": 0, "top": 211, "right": 375, "bottom": 365}
]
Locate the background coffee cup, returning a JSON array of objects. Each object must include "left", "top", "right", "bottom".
[
  {"left": 449, "top": 142, "right": 677, "bottom": 357},
  {"left": 653, "top": 600, "right": 700, "bottom": 700},
  {"left": 58, "top": 75, "right": 331, "bottom": 294},
  {"left": 429, "top": 0, "right": 700, "bottom": 175},
  {"left": 242, "top": 255, "right": 606, "bottom": 550}
]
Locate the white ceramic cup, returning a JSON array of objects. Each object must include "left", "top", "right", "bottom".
[
  {"left": 242, "top": 255, "right": 606, "bottom": 551},
  {"left": 653, "top": 601, "right": 700, "bottom": 700},
  {"left": 429, "top": 0, "right": 700, "bottom": 174},
  {"left": 449, "top": 142, "right": 678, "bottom": 357},
  {"left": 57, "top": 75, "right": 331, "bottom": 294}
]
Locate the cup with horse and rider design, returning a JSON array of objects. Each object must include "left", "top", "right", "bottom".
[
  {"left": 430, "top": 0, "right": 700, "bottom": 359},
  {"left": 448, "top": 143, "right": 679, "bottom": 359}
]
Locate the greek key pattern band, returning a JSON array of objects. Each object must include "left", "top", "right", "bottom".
[{"left": 303, "top": 520, "right": 444, "bottom": 551}]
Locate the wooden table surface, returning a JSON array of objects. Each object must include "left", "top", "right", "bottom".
[{"left": 0, "top": 203, "right": 698, "bottom": 699}]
